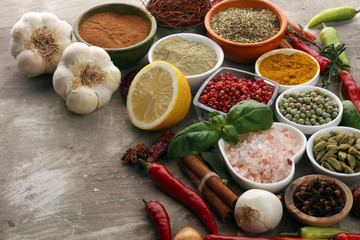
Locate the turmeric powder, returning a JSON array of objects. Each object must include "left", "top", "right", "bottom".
[{"left": 258, "top": 53, "right": 318, "bottom": 85}]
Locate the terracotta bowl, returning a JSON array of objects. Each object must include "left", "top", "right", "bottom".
[
  {"left": 284, "top": 174, "right": 353, "bottom": 226},
  {"left": 204, "top": 0, "right": 287, "bottom": 63},
  {"left": 73, "top": 3, "right": 157, "bottom": 68}
]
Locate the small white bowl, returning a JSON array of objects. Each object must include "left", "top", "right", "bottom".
[
  {"left": 306, "top": 126, "right": 360, "bottom": 183},
  {"left": 275, "top": 86, "right": 343, "bottom": 135},
  {"left": 255, "top": 49, "right": 320, "bottom": 93},
  {"left": 148, "top": 33, "right": 224, "bottom": 94},
  {"left": 218, "top": 122, "right": 307, "bottom": 193}
]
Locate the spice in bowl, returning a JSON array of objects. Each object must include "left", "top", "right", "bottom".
[
  {"left": 78, "top": 12, "right": 151, "bottom": 49},
  {"left": 210, "top": 7, "right": 280, "bottom": 44},
  {"left": 224, "top": 125, "right": 301, "bottom": 183},
  {"left": 143, "top": 0, "right": 211, "bottom": 28},
  {"left": 151, "top": 36, "right": 218, "bottom": 76},
  {"left": 294, "top": 178, "right": 345, "bottom": 217},
  {"left": 278, "top": 89, "right": 339, "bottom": 126},
  {"left": 312, "top": 130, "right": 360, "bottom": 174},
  {"left": 258, "top": 53, "right": 318, "bottom": 86},
  {"left": 198, "top": 71, "right": 274, "bottom": 113}
]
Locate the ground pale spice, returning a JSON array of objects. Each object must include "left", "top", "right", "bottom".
[{"left": 79, "top": 12, "right": 150, "bottom": 48}]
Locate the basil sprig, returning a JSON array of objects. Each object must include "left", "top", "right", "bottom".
[{"left": 168, "top": 99, "right": 273, "bottom": 159}]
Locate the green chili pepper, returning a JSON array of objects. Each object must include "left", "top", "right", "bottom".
[
  {"left": 320, "top": 24, "right": 350, "bottom": 71},
  {"left": 339, "top": 79, "right": 360, "bottom": 129},
  {"left": 340, "top": 100, "right": 360, "bottom": 129},
  {"left": 282, "top": 226, "right": 351, "bottom": 239},
  {"left": 307, "top": 6, "right": 360, "bottom": 28}
]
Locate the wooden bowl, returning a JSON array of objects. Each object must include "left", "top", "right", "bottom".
[{"left": 284, "top": 174, "right": 353, "bottom": 226}]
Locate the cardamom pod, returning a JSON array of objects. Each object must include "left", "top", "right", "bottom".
[
  {"left": 349, "top": 146, "right": 360, "bottom": 155},
  {"left": 322, "top": 162, "right": 336, "bottom": 172},
  {"left": 339, "top": 143, "right": 351, "bottom": 151},
  {"left": 326, "top": 144, "right": 339, "bottom": 151},
  {"left": 346, "top": 154, "right": 356, "bottom": 169},
  {"left": 338, "top": 151, "right": 347, "bottom": 161},
  {"left": 327, "top": 157, "right": 342, "bottom": 172},
  {"left": 339, "top": 135, "right": 350, "bottom": 145},
  {"left": 316, "top": 149, "right": 327, "bottom": 162},
  {"left": 313, "top": 140, "right": 327, "bottom": 152},
  {"left": 334, "top": 130, "right": 346, "bottom": 142},
  {"left": 344, "top": 165, "right": 355, "bottom": 174}
]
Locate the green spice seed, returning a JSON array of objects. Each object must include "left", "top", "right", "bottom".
[{"left": 210, "top": 7, "right": 280, "bottom": 44}]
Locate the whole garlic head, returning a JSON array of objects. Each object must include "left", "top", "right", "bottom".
[
  {"left": 10, "top": 12, "right": 73, "bottom": 77},
  {"left": 53, "top": 42, "right": 121, "bottom": 114}
]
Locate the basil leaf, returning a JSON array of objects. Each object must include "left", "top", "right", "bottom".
[
  {"left": 221, "top": 124, "right": 239, "bottom": 146},
  {"left": 208, "top": 112, "right": 226, "bottom": 131},
  {"left": 226, "top": 99, "right": 273, "bottom": 134},
  {"left": 167, "top": 122, "right": 220, "bottom": 159}
]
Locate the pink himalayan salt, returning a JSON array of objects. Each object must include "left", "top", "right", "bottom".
[{"left": 224, "top": 126, "right": 300, "bottom": 183}]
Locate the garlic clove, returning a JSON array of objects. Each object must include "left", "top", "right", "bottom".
[
  {"left": 62, "top": 43, "right": 91, "bottom": 67},
  {"left": 53, "top": 63, "right": 75, "bottom": 100},
  {"left": 16, "top": 49, "right": 46, "bottom": 77},
  {"left": 66, "top": 86, "right": 98, "bottom": 114}
]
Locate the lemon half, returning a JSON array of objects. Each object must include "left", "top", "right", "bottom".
[{"left": 126, "top": 61, "right": 191, "bottom": 130}]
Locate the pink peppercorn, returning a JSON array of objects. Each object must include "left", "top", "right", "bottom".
[{"left": 198, "top": 72, "right": 274, "bottom": 113}]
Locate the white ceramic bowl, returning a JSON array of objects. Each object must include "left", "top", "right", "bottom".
[
  {"left": 255, "top": 49, "right": 320, "bottom": 93},
  {"left": 306, "top": 126, "right": 360, "bottom": 183},
  {"left": 275, "top": 86, "right": 343, "bottom": 135},
  {"left": 218, "top": 122, "right": 307, "bottom": 193},
  {"left": 148, "top": 33, "right": 224, "bottom": 94}
]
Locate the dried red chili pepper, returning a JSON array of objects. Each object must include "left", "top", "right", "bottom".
[
  {"left": 121, "top": 70, "right": 138, "bottom": 101},
  {"left": 289, "top": 39, "right": 331, "bottom": 74},
  {"left": 287, "top": 19, "right": 317, "bottom": 40},
  {"left": 140, "top": 159, "right": 218, "bottom": 234},
  {"left": 337, "top": 70, "right": 360, "bottom": 113},
  {"left": 204, "top": 235, "right": 269, "bottom": 240},
  {"left": 336, "top": 233, "right": 360, "bottom": 240},
  {"left": 143, "top": 199, "right": 172, "bottom": 240},
  {"left": 147, "top": 130, "right": 175, "bottom": 163}
]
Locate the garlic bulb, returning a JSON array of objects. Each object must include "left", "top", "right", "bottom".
[
  {"left": 53, "top": 42, "right": 121, "bottom": 114},
  {"left": 9, "top": 12, "right": 73, "bottom": 77}
]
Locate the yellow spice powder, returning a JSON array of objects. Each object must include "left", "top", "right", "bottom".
[{"left": 259, "top": 53, "right": 318, "bottom": 85}]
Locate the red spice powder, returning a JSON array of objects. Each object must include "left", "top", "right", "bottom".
[{"left": 79, "top": 12, "right": 150, "bottom": 49}]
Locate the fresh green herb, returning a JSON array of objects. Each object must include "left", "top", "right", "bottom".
[
  {"left": 320, "top": 43, "right": 348, "bottom": 89},
  {"left": 225, "top": 99, "right": 273, "bottom": 134},
  {"left": 167, "top": 99, "right": 273, "bottom": 158}
]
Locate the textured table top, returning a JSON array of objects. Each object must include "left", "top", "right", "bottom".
[{"left": 1, "top": 0, "right": 359, "bottom": 239}]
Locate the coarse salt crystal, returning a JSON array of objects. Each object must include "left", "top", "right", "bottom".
[{"left": 224, "top": 126, "right": 300, "bottom": 183}]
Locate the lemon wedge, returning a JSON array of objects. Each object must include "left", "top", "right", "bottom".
[{"left": 126, "top": 61, "right": 191, "bottom": 130}]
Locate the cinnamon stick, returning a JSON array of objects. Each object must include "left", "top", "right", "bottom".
[
  {"left": 178, "top": 160, "right": 233, "bottom": 222},
  {"left": 279, "top": 38, "right": 293, "bottom": 49},
  {"left": 181, "top": 155, "right": 238, "bottom": 208}
]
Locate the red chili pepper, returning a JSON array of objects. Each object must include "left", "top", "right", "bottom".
[
  {"left": 204, "top": 235, "right": 269, "bottom": 240},
  {"left": 337, "top": 70, "right": 360, "bottom": 113},
  {"left": 147, "top": 130, "right": 175, "bottom": 163},
  {"left": 287, "top": 19, "right": 317, "bottom": 40},
  {"left": 289, "top": 39, "right": 331, "bottom": 74},
  {"left": 336, "top": 233, "right": 360, "bottom": 240},
  {"left": 143, "top": 199, "right": 172, "bottom": 240},
  {"left": 140, "top": 159, "right": 218, "bottom": 234}
]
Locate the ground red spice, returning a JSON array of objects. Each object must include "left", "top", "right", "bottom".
[{"left": 79, "top": 12, "right": 150, "bottom": 49}]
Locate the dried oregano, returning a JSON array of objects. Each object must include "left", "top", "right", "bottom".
[{"left": 210, "top": 7, "right": 280, "bottom": 44}]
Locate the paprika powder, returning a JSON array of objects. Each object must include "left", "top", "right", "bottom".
[{"left": 79, "top": 12, "right": 150, "bottom": 48}]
